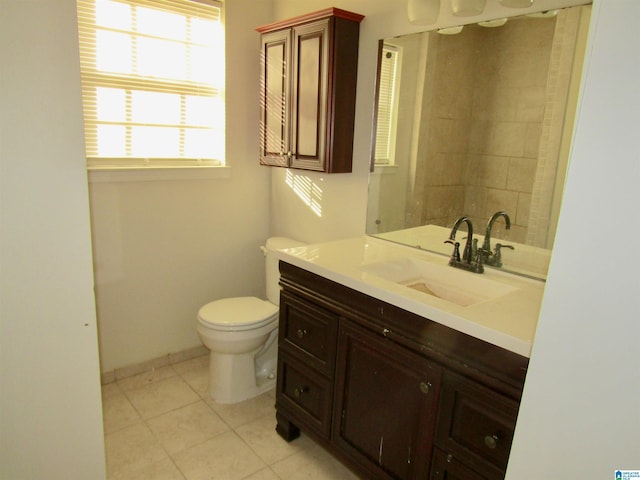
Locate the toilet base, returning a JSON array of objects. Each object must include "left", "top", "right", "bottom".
[{"left": 207, "top": 349, "right": 275, "bottom": 404}]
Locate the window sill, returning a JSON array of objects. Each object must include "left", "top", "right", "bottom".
[
  {"left": 372, "top": 164, "right": 399, "bottom": 175},
  {"left": 87, "top": 165, "right": 231, "bottom": 183}
]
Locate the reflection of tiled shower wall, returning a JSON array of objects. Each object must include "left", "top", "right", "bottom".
[
  {"left": 419, "top": 16, "right": 560, "bottom": 244},
  {"left": 416, "top": 30, "right": 475, "bottom": 229}
]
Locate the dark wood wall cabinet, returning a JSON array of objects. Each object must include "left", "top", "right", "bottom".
[
  {"left": 275, "top": 262, "right": 528, "bottom": 480},
  {"left": 257, "top": 8, "right": 364, "bottom": 173}
]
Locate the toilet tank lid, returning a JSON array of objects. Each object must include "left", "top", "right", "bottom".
[
  {"left": 198, "top": 297, "right": 278, "bottom": 327},
  {"left": 266, "top": 237, "right": 306, "bottom": 251}
]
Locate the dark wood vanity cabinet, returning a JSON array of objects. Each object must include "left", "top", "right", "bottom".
[
  {"left": 257, "top": 9, "right": 364, "bottom": 173},
  {"left": 334, "top": 321, "right": 442, "bottom": 479},
  {"left": 275, "top": 262, "right": 528, "bottom": 480}
]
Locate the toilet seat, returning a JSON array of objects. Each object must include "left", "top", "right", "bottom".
[{"left": 197, "top": 296, "right": 278, "bottom": 332}]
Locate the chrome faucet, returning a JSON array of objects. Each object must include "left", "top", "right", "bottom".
[
  {"left": 445, "top": 216, "right": 484, "bottom": 273},
  {"left": 482, "top": 211, "right": 514, "bottom": 267}
]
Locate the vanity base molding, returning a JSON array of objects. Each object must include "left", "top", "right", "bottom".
[{"left": 275, "top": 261, "right": 528, "bottom": 480}]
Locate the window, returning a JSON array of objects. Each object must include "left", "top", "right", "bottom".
[
  {"left": 374, "top": 44, "right": 400, "bottom": 166},
  {"left": 77, "top": 0, "right": 224, "bottom": 169}
]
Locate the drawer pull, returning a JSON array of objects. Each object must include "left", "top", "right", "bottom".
[
  {"left": 484, "top": 434, "right": 499, "bottom": 449},
  {"left": 296, "top": 328, "right": 307, "bottom": 339},
  {"left": 419, "top": 381, "right": 431, "bottom": 394},
  {"left": 293, "top": 386, "right": 308, "bottom": 398}
]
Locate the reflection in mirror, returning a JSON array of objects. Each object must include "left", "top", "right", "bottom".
[{"left": 366, "top": 5, "right": 591, "bottom": 279}]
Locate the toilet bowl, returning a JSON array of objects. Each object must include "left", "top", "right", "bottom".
[{"left": 196, "top": 237, "right": 304, "bottom": 404}]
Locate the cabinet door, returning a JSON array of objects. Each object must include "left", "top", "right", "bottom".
[
  {"left": 334, "top": 321, "right": 442, "bottom": 480},
  {"left": 260, "top": 29, "right": 291, "bottom": 167},
  {"left": 435, "top": 372, "right": 519, "bottom": 480},
  {"left": 289, "top": 19, "right": 329, "bottom": 171}
]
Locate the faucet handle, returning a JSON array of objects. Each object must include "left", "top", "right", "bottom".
[
  {"left": 491, "top": 243, "right": 514, "bottom": 268},
  {"left": 444, "top": 239, "right": 461, "bottom": 263},
  {"left": 495, "top": 243, "right": 514, "bottom": 253}
]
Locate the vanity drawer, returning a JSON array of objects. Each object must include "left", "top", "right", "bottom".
[
  {"left": 435, "top": 372, "right": 519, "bottom": 479},
  {"left": 430, "top": 447, "right": 488, "bottom": 480},
  {"left": 279, "top": 292, "right": 338, "bottom": 375},
  {"left": 276, "top": 350, "right": 333, "bottom": 439}
]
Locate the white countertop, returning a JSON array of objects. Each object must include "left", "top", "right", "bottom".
[{"left": 275, "top": 236, "right": 546, "bottom": 358}]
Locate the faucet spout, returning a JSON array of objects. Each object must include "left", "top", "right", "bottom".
[
  {"left": 449, "top": 216, "right": 474, "bottom": 263},
  {"left": 482, "top": 211, "right": 511, "bottom": 252},
  {"left": 446, "top": 216, "right": 484, "bottom": 273}
]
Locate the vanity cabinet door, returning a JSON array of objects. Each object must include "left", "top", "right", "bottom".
[
  {"left": 333, "top": 321, "right": 442, "bottom": 480},
  {"left": 434, "top": 371, "right": 520, "bottom": 480}
]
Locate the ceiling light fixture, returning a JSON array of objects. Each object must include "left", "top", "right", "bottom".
[
  {"left": 478, "top": 18, "right": 508, "bottom": 27},
  {"left": 451, "top": 0, "right": 487, "bottom": 16},
  {"left": 437, "top": 25, "right": 465, "bottom": 34}
]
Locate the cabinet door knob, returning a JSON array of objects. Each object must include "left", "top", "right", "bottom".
[
  {"left": 296, "top": 328, "right": 307, "bottom": 339},
  {"left": 293, "top": 386, "right": 308, "bottom": 398},
  {"left": 419, "top": 381, "right": 431, "bottom": 394},
  {"left": 484, "top": 434, "right": 499, "bottom": 449}
]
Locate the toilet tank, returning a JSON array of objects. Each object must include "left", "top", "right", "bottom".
[{"left": 264, "top": 237, "right": 305, "bottom": 305}]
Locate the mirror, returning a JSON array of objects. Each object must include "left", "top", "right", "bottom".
[{"left": 366, "top": 5, "right": 591, "bottom": 279}]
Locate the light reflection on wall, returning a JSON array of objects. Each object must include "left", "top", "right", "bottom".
[{"left": 285, "top": 170, "right": 323, "bottom": 217}]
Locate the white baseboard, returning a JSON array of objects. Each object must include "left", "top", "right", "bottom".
[{"left": 100, "top": 345, "right": 208, "bottom": 385}]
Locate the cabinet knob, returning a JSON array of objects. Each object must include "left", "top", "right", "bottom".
[
  {"left": 484, "top": 434, "right": 499, "bottom": 449},
  {"left": 293, "top": 386, "right": 308, "bottom": 398},
  {"left": 419, "top": 381, "right": 431, "bottom": 394},
  {"left": 296, "top": 328, "right": 307, "bottom": 339}
]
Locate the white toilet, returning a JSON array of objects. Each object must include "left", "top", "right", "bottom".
[{"left": 196, "top": 237, "right": 304, "bottom": 404}]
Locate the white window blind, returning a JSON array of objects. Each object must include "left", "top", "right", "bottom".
[
  {"left": 375, "top": 44, "right": 399, "bottom": 165},
  {"left": 77, "top": 0, "right": 224, "bottom": 169}
]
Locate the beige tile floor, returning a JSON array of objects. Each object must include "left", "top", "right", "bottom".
[{"left": 102, "top": 355, "right": 359, "bottom": 480}]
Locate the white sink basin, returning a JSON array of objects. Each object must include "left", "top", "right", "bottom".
[{"left": 360, "top": 257, "right": 518, "bottom": 307}]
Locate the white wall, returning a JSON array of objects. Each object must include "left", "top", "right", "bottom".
[
  {"left": 90, "top": 0, "right": 274, "bottom": 372},
  {"left": 506, "top": 0, "right": 640, "bottom": 476},
  {"left": 271, "top": 0, "right": 640, "bottom": 477},
  {"left": 0, "top": 1, "right": 106, "bottom": 478}
]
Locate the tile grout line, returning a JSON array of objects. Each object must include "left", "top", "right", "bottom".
[
  {"left": 104, "top": 360, "right": 206, "bottom": 479},
  {"left": 104, "top": 354, "right": 323, "bottom": 480}
]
